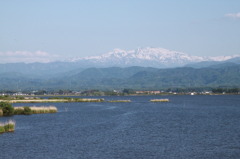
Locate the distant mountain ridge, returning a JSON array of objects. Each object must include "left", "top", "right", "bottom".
[
  {"left": 0, "top": 47, "right": 240, "bottom": 90},
  {"left": 1, "top": 48, "right": 239, "bottom": 72},
  {"left": 69, "top": 47, "right": 240, "bottom": 68},
  {"left": 185, "top": 57, "right": 240, "bottom": 68}
]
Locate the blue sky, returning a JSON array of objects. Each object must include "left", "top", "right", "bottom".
[{"left": 0, "top": 0, "right": 240, "bottom": 63}]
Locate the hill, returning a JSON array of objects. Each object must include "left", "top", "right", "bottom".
[{"left": 0, "top": 64, "right": 239, "bottom": 90}]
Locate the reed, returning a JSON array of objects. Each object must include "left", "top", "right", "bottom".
[
  {"left": 7, "top": 99, "right": 67, "bottom": 103},
  {"left": 29, "top": 106, "right": 57, "bottom": 114},
  {"left": 4, "top": 98, "right": 105, "bottom": 103},
  {"left": 0, "top": 120, "right": 15, "bottom": 133},
  {"left": 150, "top": 99, "right": 170, "bottom": 102},
  {"left": 14, "top": 107, "right": 32, "bottom": 115},
  {"left": 70, "top": 98, "right": 105, "bottom": 102},
  {"left": 14, "top": 106, "right": 57, "bottom": 115}
]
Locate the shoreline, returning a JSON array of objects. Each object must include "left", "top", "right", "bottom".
[
  {"left": 0, "top": 98, "right": 104, "bottom": 103},
  {"left": 0, "top": 94, "right": 239, "bottom": 104}
]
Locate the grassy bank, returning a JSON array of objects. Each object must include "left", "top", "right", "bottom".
[
  {"left": 1, "top": 102, "right": 58, "bottom": 116},
  {"left": 14, "top": 106, "right": 58, "bottom": 114},
  {"left": 67, "top": 98, "right": 104, "bottom": 102},
  {"left": 0, "top": 120, "right": 15, "bottom": 134},
  {"left": 0, "top": 98, "right": 104, "bottom": 103},
  {"left": 150, "top": 99, "right": 170, "bottom": 102},
  {"left": 6, "top": 99, "right": 68, "bottom": 103}
]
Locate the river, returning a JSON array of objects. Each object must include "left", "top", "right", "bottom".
[{"left": 1, "top": 95, "right": 240, "bottom": 159}]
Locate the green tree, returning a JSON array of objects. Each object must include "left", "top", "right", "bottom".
[
  {"left": 212, "top": 88, "right": 224, "bottom": 93},
  {"left": 23, "top": 107, "right": 32, "bottom": 115},
  {"left": 123, "top": 89, "right": 135, "bottom": 94},
  {"left": 0, "top": 102, "right": 14, "bottom": 116}
]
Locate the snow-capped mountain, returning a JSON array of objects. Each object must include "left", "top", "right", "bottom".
[{"left": 69, "top": 47, "right": 240, "bottom": 68}]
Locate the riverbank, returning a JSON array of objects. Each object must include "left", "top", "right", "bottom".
[
  {"left": 0, "top": 98, "right": 104, "bottom": 103},
  {"left": 14, "top": 106, "right": 58, "bottom": 114},
  {"left": 1, "top": 101, "right": 58, "bottom": 117}
]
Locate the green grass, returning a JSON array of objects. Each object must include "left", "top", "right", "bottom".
[
  {"left": 14, "top": 106, "right": 57, "bottom": 114},
  {"left": 0, "top": 126, "right": 4, "bottom": 133},
  {"left": 30, "top": 106, "right": 58, "bottom": 114},
  {"left": 14, "top": 107, "right": 32, "bottom": 115},
  {"left": 0, "top": 120, "right": 15, "bottom": 134},
  {"left": 1, "top": 98, "right": 105, "bottom": 103},
  {"left": 14, "top": 107, "right": 25, "bottom": 115}
]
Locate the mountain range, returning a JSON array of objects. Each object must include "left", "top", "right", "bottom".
[
  {"left": 0, "top": 47, "right": 239, "bottom": 90},
  {"left": 0, "top": 64, "right": 239, "bottom": 91},
  {"left": 1, "top": 47, "right": 239, "bottom": 76},
  {"left": 68, "top": 47, "right": 240, "bottom": 68}
]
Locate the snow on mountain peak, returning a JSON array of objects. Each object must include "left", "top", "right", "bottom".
[
  {"left": 208, "top": 55, "right": 240, "bottom": 61},
  {"left": 68, "top": 47, "right": 240, "bottom": 67}
]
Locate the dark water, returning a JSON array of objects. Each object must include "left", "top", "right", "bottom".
[{"left": 1, "top": 95, "right": 240, "bottom": 159}]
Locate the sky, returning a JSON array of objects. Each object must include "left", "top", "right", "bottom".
[{"left": 0, "top": 0, "right": 240, "bottom": 63}]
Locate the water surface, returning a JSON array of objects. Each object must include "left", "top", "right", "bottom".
[{"left": 1, "top": 95, "right": 240, "bottom": 159}]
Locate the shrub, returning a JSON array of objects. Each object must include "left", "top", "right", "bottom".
[
  {"left": 3, "top": 120, "right": 15, "bottom": 132},
  {"left": 14, "top": 107, "right": 24, "bottom": 115},
  {"left": 0, "top": 109, "right": 3, "bottom": 116},
  {"left": 14, "top": 107, "right": 32, "bottom": 115},
  {"left": 0, "top": 120, "right": 15, "bottom": 133},
  {"left": 0, "top": 102, "right": 14, "bottom": 116},
  {"left": 4, "top": 124, "right": 14, "bottom": 132},
  {"left": 23, "top": 107, "right": 32, "bottom": 115},
  {"left": 0, "top": 95, "right": 10, "bottom": 100}
]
